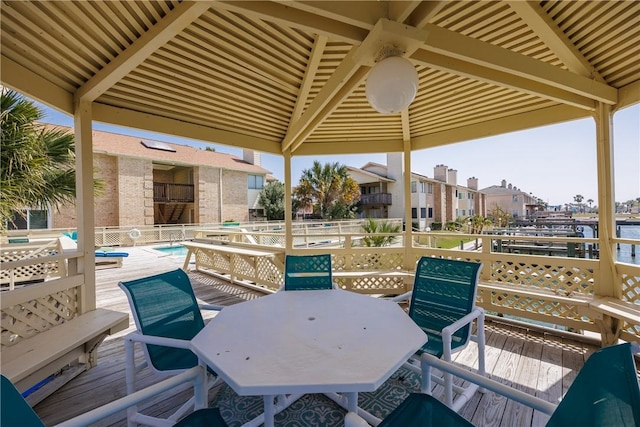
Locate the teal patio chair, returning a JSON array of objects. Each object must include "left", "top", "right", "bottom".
[
  {"left": 119, "top": 269, "right": 224, "bottom": 426},
  {"left": 1, "top": 366, "right": 228, "bottom": 427},
  {"left": 282, "top": 253, "right": 336, "bottom": 290},
  {"left": 392, "top": 257, "right": 485, "bottom": 411},
  {"left": 346, "top": 343, "right": 640, "bottom": 427}
]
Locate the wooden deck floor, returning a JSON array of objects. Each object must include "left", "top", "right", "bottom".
[{"left": 33, "top": 246, "right": 612, "bottom": 426}]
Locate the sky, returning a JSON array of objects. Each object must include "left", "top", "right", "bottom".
[{"left": 36, "top": 101, "right": 639, "bottom": 207}]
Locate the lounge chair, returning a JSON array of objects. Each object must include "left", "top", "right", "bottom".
[
  {"left": 94, "top": 248, "right": 129, "bottom": 269},
  {"left": 1, "top": 366, "right": 228, "bottom": 427},
  {"left": 119, "top": 269, "right": 224, "bottom": 426},
  {"left": 281, "top": 253, "right": 336, "bottom": 290},
  {"left": 345, "top": 342, "right": 640, "bottom": 426},
  {"left": 392, "top": 257, "right": 485, "bottom": 411}
]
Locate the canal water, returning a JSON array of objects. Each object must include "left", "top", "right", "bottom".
[{"left": 581, "top": 224, "right": 639, "bottom": 265}]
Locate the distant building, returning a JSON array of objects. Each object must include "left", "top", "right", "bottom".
[
  {"left": 347, "top": 155, "right": 486, "bottom": 229},
  {"left": 480, "top": 179, "right": 540, "bottom": 219},
  {"left": 43, "top": 127, "right": 271, "bottom": 229}
]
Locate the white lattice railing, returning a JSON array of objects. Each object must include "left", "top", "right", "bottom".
[
  {"left": 194, "top": 229, "right": 638, "bottom": 344},
  {"left": 2, "top": 225, "right": 638, "bottom": 346}
]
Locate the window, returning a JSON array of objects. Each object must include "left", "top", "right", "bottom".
[
  {"left": 411, "top": 208, "right": 417, "bottom": 218},
  {"left": 512, "top": 195, "right": 519, "bottom": 202},
  {"left": 411, "top": 181, "right": 417, "bottom": 193},
  {"left": 427, "top": 183, "right": 433, "bottom": 194},
  {"left": 8, "top": 209, "right": 48, "bottom": 230},
  {"left": 420, "top": 182, "right": 426, "bottom": 193},
  {"left": 428, "top": 207, "right": 433, "bottom": 218},
  {"left": 248, "top": 175, "right": 264, "bottom": 189},
  {"left": 420, "top": 207, "right": 426, "bottom": 218}
]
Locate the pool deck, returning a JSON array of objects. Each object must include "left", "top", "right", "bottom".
[{"left": 33, "top": 245, "right": 638, "bottom": 427}]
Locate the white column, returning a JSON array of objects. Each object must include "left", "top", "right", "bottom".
[
  {"left": 73, "top": 99, "right": 96, "bottom": 312},
  {"left": 284, "top": 150, "right": 293, "bottom": 250},
  {"left": 403, "top": 140, "right": 412, "bottom": 270},
  {"left": 594, "top": 102, "right": 618, "bottom": 298}
]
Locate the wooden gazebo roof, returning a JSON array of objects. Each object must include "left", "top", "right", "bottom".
[{"left": 2, "top": 1, "right": 638, "bottom": 156}]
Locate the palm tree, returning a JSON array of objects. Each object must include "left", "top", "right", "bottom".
[
  {"left": 361, "top": 218, "right": 401, "bottom": 247},
  {"left": 573, "top": 194, "right": 584, "bottom": 213},
  {"left": 0, "top": 88, "right": 102, "bottom": 230},
  {"left": 293, "top": 161, "right": 360, "bottom": 219}
]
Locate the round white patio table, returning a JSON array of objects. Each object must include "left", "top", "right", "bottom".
[{"left": 190, "top": 289, "right": 427, "bottom": 427}]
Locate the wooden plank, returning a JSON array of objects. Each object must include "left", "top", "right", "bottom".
[
  {"left": 473, "top": 329, "right": 526, "bottom": 426},
  {"left": 589, "top": 296, "right": 640, "bottom": 324},
  {"left": 499, "top": 330, "right": 544, "bottom": 426},
  {"left": 2, "top": 308, "right": 129, "bottom": 384},
  {"left": 459, "top": 322, "right": 509, "bottom": 422},
  {"left": 31, "top": 246, "right": 616, "bottom": 427},
  {"left": 532, "top": 334, "right": 564, "bottom": 426},
  {"left": 183, "top": 241, "right": 279, "bottom": 257}
]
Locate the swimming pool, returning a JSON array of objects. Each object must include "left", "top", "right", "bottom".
[{"left": 153, "top": 245, "right": 188, "bottom": 256}]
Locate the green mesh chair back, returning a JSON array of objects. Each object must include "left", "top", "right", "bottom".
[
  {"left": 546, "top": 342, "right": 640, "bottom": 427},
  {"left": 378, "top": 393, "right": 473, "bottom": 427},
  {"left": 284, "top": 254, "right": 333, "bottom": 290},
  {"left": 119, "top": 269, "right": 204, "bottom": 372},
  {"left": 1, "top": 375, "right": 45, "bottom": 427},
  {"left": 409, "top": 257, "right": 482, "bottom": 358},
  {"left": 175, "top": 407, "right": 229, "bottom": 427}
]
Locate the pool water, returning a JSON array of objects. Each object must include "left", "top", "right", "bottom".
[{"left": 154, "top": 245, "right": 188, "bottom": 256}]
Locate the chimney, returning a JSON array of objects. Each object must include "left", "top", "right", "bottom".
[
  {"left": 447, "top": 168, "right": 457, "bottom": 186},
  {"left": 467, "top": 177, "right": 478, "bottom": 190},
  {"left": 508, "top": 183, "right": 513, "bottom": 190},
  {"left": 243, "top": 149, "right": 261, "bottom": 166},
  {"left": 434, "top": 164, "right": 448, "bottom": 182},
  {"left": 501, "top": 179, "right": 507, "bottom": 188}
]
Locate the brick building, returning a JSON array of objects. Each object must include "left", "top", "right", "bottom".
[
  {"left": 52, "top": 127, "right": 271, "bottom": 228},
  {"left": 347, "top": 155, "right": 486, "bottom": 230}
]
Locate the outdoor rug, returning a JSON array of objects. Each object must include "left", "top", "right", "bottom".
[{"left": 211, "top": 366, "right": 422, "bottom": 426}]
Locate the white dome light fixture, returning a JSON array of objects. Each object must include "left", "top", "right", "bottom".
[{"left": 366, "top": 54, "right": 419, "bottom": 114}]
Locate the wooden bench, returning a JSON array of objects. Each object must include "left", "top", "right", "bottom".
[
  {"left": 589, "top": 296, "right": 640, "bottom": 344},
  {"left": 1, "top": 308, "right": 129, "bottom": 405},
  {"left": 183, "top": 241, "right": 285, "bottom": 290}
]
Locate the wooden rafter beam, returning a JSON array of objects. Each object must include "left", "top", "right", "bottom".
[
  {"left": 216, "top": 1, "right": 368, "bottom": 44},
  {"left": 388, "top": 1, "right": 423, "bottom": 23},
  {"left": 405, "top": 1, "right": 447, "bottom": 28},
  {"left": 419, "top": 24, "right": 617, "bottom": 106},
  {"left": 410, "top": 104, "right": 589, "bottom": 150},
  {"left": 219, "top": 1, "right": 617, "bottom": 109},
  {"left": 411, "top": 50, "right": 596, "bottom": 110},
  {"left": 287, "top": 66, "right": 370, "bottom": 153},
  {"left": 507, "top": 1, "right": 604, "bottom": 82},
  {"left": 75, "top": 1, "right": 211, "bottom": 102},
  {"left": 286, "top": 35, "right": 327, "bottom": 128},
  {"left": 92, "top": 103, "right": 282, "bottom": 155},
  {"left": 283, "top": 19, "right": 429, "bottom": 153}
]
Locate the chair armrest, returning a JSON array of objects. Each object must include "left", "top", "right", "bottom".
[
  {"left": 124, "top": 331, "right": 192, "bottom": 349},
  {"left": 391, "top": 290, "right": 412, "bottom": 303},
  {"left": 199, "top": 303, "right": 224, "bottom": 311},
  {"left": 420, "top": 353, "right": 557, "bottom": 415},
  {"left": 344, "top": 412, "right": 370, "bottom": 427},
  {"left": 442, "top": 307, "right": 484, "bottom": 337},
  {"left": 55, "top": 365, "right": 206, "bottom": 427}
]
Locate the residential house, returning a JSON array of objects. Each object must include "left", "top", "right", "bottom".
[
  {"left": 348, "top": 155, "right": 485, "bottom": 229},
  {"left": 480, "top": 179, "right": 541, "bottom": 219},
  {"left": 50, "top": 127, "right": 271, "bottom": 228}
]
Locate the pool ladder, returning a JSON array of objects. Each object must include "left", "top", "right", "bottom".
[{"left": 168, "top": 231, "right": 185, "bottom": 246}]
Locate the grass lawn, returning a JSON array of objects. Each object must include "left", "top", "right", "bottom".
[{"left": 416, "top": 231, "right": 475, "bottom": 249}]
